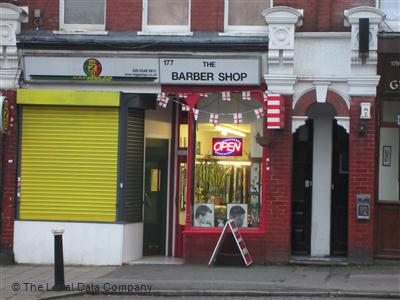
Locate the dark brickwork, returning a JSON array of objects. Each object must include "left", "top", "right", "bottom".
[{"left": 0, "top": 90, "right": 17, "bottom": 253}]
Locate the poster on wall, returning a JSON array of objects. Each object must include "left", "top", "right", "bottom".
[
  {"left": 193, "top": 204, "right": 214, "bottom": 227},
  {"left": 0, "top": 96, "right": 10, "bottom": 133},
  {"left": 382, "top": 145, "right": 392, "bottom": 166},
  {"left": 227, "top": 204, "right": 248, "bottom": 228}
]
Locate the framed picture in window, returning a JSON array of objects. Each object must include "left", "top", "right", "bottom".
[
  {"left": 193, "top": 204, "right": 214, "bottom": 227},
  {"left": 382, "top": 145, "right": 392, "bottom": 166},
  {"left": 227, "top": 203, "right": 248, "bottom": 228}
]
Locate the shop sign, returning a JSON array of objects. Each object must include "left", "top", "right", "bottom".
[
  {"left": 0, "top": 96, "right": 10, "bottom": 133},
  {"left": 380, "top": 55, "right": 400, "bottom": 96},
  {"left": 212, "top": 138, "right": 242, "bottom": 156},
  {"left": 160, "top": 58, "right": 260, "bottom": 85},
  {"left": 23, "top": 56, "right": 160, "bottom": 83}
]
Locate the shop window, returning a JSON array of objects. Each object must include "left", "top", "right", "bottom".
[
  {"left": 60, "top": 0, "right": 106, "bottom": 31},
  {"left": 223, "top": 0, "right": 271, "bottom": 34},
  {"left": 192, "top": 94, "right": 263, "bottom": 228},
  {"left": 378, "top": 101, "right": 400, "bottom": 201},
  {"left": 141, "top": 0, "right": 191, "bottom": 34}
]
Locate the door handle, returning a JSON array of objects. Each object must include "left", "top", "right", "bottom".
[{"left": 144, "top": 193, "right": 152, "bottom": 207}]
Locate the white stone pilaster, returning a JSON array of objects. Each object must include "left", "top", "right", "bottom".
[
  {"left": 0, "top": 3, "right": 28, "bottom": 89},
  {"left": 344, "top": 6, "right": 385, "bottom": 97},
  {"left": 262, "top": 6, "right": 303, "bottom": 95}
]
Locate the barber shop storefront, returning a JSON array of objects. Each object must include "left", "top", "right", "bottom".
[
  {"left": 159, "top": 57, "right": 273, "bottom": 263},
  {"left": 375, "top": 35, "right": 400, "bottom": 258},
  {"left": 13, "top": 50, "right": 271, "bottom": 265}
]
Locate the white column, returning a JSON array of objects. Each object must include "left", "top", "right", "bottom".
[{"left": 311, "top": 117, "right": 333, "bottom": 257}]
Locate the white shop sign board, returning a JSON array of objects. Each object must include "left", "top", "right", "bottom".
[
  {"left": 23, "top": 56, "right": 160, "bottom": 83},
  {"left": 160, "top": 58, "right": 260, "bottom": 85},
  {"left": 23, "top": 56, "right": 261, "bottom": 86}
]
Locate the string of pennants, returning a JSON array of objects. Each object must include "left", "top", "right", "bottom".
[{"left": 156, "top": 91, "right": 285, "bottom": 129}]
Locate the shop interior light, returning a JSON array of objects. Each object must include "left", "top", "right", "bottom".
[
  {"left": 217, "top": 161, "right": 251, "bottom": 166},
  {"left": 215, "top": 125, "right": 247, "bottom": 137}
]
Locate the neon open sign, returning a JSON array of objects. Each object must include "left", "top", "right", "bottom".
[{"left": 212, "top": 138, "right": 243, "bottom": 156}]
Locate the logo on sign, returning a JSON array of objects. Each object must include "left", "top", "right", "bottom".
[
  {"left": 83, "top": 58, "right": 102, "bottom": 77},
  {"left": 74, "top": 58, "right": 112, "bottom": 81},
  {"left": 212, "top": 138, "right": 242, "bottom": 156},
  {"left": 0, "top": 96, "right": 10, "bottom": 133}
]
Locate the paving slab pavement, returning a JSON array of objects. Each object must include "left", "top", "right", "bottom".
[{"left": 0, "top": 262, "right": 398, "bottom": 300}]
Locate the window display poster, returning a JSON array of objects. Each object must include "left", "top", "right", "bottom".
[
  {"left": 250, "top": 162, "right": 260, "bottom": 193},
  {"left": 194, "top": 204, "right": 214, "bottom": 227},
  {"left": 227, "top": 203, "right": 248, "bottom": 228}
]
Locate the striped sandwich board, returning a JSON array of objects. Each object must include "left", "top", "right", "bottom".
[{"left": 208, "top": 219, "right": 253, "bottom": 267}]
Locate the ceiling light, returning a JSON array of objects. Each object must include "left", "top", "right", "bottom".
[
  {"left": 217, "top": 161, "right": 251, "bottom": 166},
  {"left": 215, "top": 125, "right": 246, "bottom": 137}
]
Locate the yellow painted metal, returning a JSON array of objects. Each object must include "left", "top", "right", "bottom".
[
  {"left": 17, "top": 89, "right": 120, "bottom": 107},
  {"left": 19, "top": 105, "right": 119, "bottom": 222}
]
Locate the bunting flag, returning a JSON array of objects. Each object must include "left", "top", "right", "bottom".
[
  {"left": 254, "top": 108, "right": 264, "bottom": 119},
  {"left": 233, "top": 113, "right": 243, "bottom": 124},
  {"left": 209, "top": 113, "right": 219, "bottom": 124},
  {"left": 263, "top": 92, "right": 269, "bottom": 102},
  {"left": 242, "top": 91, "right": 251, "bottom": 101},
  {"left": 181, "top": 104, "right": 190, "bottom": 111},
  {"left": 178, "top": 93, "right": 188, "bottom": 99},
  {"left": 222, "top": 91, "right": 231, "bottom": 101},
  {"left": 157, "top": 93, "right": 169, "bottom": 108},
  {"left": 157, "top": 92, "right": 166, "bottom": 102},
  {"left": 193, "top": 108, "right": 199, "bottom": 120}
]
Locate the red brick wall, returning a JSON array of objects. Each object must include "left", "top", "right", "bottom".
[
  {"left": 265, "top": 96, "right": 293, "bottom": 262},
  {"left": 191, "top": 0, "right": 224, "bottom": 32},
  {"left": 184, "top": 232, "right": 266, "bottom": 264},
  {"left": 275, "top": 0, "right": 375, "bottom": 32},
  {"left": 19, "top": 0, "right": 59, "bottom": 31},
  {"left": 348, "top": 96, "right": 376, "bottom": 263},
  {"left": 17, "top": 0, "right": 375, "bottom": 33},
  {"left": 0, "top": 90, "right": 17, "bottom": 253},
  {"left": 107, "top": 0, "right": 142, "bottom": 31}
]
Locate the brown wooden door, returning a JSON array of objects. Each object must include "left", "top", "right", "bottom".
[
  {"left": 291, "top": 120, "right": 313, "bottom": 255},
  {"left": 330, "top": 121, "right": 348, "bottom": 256}
]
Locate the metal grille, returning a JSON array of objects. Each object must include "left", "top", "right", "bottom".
[
  {"left": 19, "top": 105, "right": 119, "bottom": 222},
  {"left": 123, "top": 109, "right": 145, "bottom": 222}
]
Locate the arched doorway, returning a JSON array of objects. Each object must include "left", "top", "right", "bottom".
[{"left": 291, "top": 102, "right": 349, "bottom": 257}]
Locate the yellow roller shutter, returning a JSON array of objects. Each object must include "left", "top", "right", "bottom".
[{"left": 19, "top": 105, "right": 119, "bottom": 222}]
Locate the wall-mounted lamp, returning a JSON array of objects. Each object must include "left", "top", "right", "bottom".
[
  {"left": 359, "top": 119, "right": 366, "bottom": 137},
  {"left": 255, "top": 132, "right": 271, "bottom": 146},
  {"left": 33, "top": 9, "right": 42, "bottom": 31},
  {"left": 359, "top": 102, "right": 371, "bottom": 137}
]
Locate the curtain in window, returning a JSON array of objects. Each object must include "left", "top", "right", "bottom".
[
  {"left": 148, "top": 0, "right": 189, "bottom": 26},
  {"left": 380, "top": 0, "right": 400, "bottom": 20},
  {"left": 228, "top": 0, "right": 269, "bottom": 26},
  {"left": 64, "top": 0, "right": 105, "bottom": 25}
]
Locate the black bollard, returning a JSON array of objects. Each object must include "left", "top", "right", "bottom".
[{"left": 52, "top": 228, "right": 65, "bottom": 291}]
